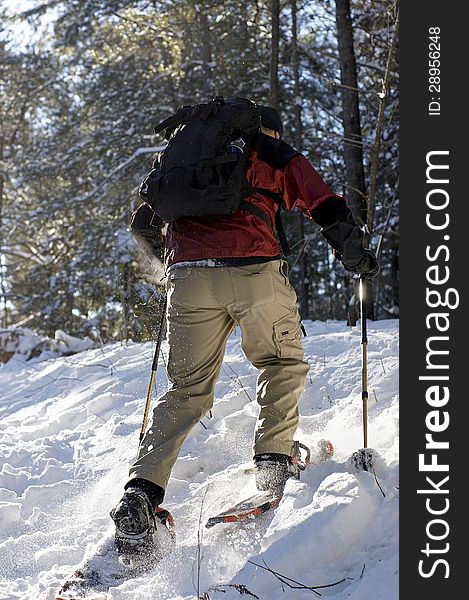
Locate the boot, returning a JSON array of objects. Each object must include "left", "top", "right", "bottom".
[
  {"left": 253, "top": 452, "right": 300, "bottom": 497},
  {"left": 110, "top": 479, "right": 174, "bottom": 560}
]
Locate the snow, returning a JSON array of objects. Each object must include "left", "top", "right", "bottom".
[
  {"left": 0, "top": 327, "right": 95, "bottom": 363},
  {"left": 0, "top": 319, "right": 399, "bottom": 599},
  {"left": 169, "top": 259, "right": 224, "bottom": 269}
]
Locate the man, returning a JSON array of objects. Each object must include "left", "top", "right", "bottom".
[{"left": 111, "top": 105, "right": 378, "bottom": 551}]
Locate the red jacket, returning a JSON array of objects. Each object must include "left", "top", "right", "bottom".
[{"left": 164, "top": 139, "right": 345, "bottom": 266}]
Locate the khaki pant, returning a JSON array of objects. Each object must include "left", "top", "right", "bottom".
[{"left": 128, "top": 259, "right": 309, "bottom": 492}]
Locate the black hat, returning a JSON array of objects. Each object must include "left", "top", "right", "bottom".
[{"left": 259, "top": 105, "right": 283, "bottom": 137}]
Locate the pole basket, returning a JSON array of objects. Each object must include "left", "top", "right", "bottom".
[{"left": 351, "top": 447, "right": 384, "bottom": 472}]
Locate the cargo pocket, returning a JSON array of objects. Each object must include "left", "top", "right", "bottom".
[{"left": 273, "top": 308, "right": 304, "bottom": 359}]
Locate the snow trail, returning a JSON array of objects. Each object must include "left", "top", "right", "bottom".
[{"left": 0, "top": 319, "right": 398, "bottom": 600}]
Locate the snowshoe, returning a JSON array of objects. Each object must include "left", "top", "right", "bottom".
[
  {"left": 204, "top": 454, "right": 295, "bottom": 529},
  {"left": 56, "top": 493, "right": 175, "bottom": 600},
  {"left": 206, "top": 490, "right": 282, "bottom": 528},
  {"left": 206, "top": 440, "right": 335, "bottom": 529},
  {"left": 55, "top": 533, "right": 138, "bottom": 599}
]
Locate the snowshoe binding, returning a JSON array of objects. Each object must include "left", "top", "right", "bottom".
[
  {"left": 206, "top": 440, "right": 334, "bottom": 529},
  {"left": 254, "top": 440, "right": 323, "bottom": 496}
]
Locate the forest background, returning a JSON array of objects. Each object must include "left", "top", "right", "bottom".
[{"left": 0, "top": 0, "right": 399, "bottom": 343}]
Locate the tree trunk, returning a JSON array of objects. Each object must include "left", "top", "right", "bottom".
[
  {"left": 335, "top": 0, "right": 367, "bottom": 226},
  {"left": 364, "top": 9, "right": 399, "bottom": 247},
  {"left": 270, "top": 0, "right": 280, "bottom": 108},
  {"left": 0, "top": 133, "right": 7, "bottom": 328},
  {"left": 336, "top": 0, "right": 376, "bottom": 322},
  {"left": 290, "top": 0, "right": 302, "bottom": 146},
  {"left": 291, "top": 0, "right": 308, "bottom": 318}
]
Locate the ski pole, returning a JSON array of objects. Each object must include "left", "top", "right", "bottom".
[
  {"left": 138, "top": 294, "right": 167, "bottom": 455},
  {"left": 359, "top": 275, "right": 369, "bottom": 448}
]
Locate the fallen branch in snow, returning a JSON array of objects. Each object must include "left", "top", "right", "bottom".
[
  {"left": 199, "top": 583, "right": 259, "bottom": 598},
  {"left": 89, "top": 330, "right": 115, "bottom": 376},
  {"left": 247, "top": 559, "right": 348, "bottom": 596},
  {"left": 9, "top": 357, "right": 80, "bottom": 382},
  {"left": 59, "top": 356, "right": 112, "bottom": 371}
]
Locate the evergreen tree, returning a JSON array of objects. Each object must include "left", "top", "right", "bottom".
[{"left": 1, "top": 0, "right": 399, "bottom": 340}]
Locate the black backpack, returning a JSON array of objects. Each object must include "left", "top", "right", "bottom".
[{"left": 139, "top": 95, "right": 294, "bottom": 253}]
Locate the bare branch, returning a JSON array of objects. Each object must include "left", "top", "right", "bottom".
[
  {"left": 247, "top": 559, "right": 348, "bottom": 595},
  {"left": 365, "top": 10, "right": 399, "bottom": 245},
  {"left": 65, "top": 145, "right": 165, "bottom": 206}
]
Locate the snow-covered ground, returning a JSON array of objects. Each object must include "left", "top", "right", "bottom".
[{"left": 0, "top": 319, "right": 399, "bottom": 600}]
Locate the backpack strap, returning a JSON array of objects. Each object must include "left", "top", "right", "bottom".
[
  {"left": 154, "top": 105, "right": 199, "bottom": 140},
  {"left": 245, "top": 187, "right": 292, "bottom": 256},
  {"left": 239, "top": 200, "right": 270, "bottom": 225},
  {"left": 274, "top": 205, "right": 291, "bottom": 256},
  {"left": 197, "top": 154, "right": 238, "bottom": 168}
]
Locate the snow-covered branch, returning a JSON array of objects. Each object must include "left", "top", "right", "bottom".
[{"left": 66, "top": 146, "right": 166, "bottom": 206}]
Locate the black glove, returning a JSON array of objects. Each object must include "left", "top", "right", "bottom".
[
  {"left": 320, "top": 221, "right": 380, "bottom": 278},
  {"left": 341, "top": 249, "right": 380, "bottom": 278},
  {"left": 130, "top": 202, "right": 165, "bottom": 261}
]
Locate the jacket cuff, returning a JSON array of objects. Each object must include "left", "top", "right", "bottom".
[{"left": 320, "top": 222, "right": 365, "bottom": 266}]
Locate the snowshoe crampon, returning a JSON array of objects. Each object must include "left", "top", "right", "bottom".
[{"left": 351, "top": 447, "right": 385, "bottom": 473}]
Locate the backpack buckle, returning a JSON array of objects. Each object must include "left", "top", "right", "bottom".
[{"left": 223, "top": 123, "right": 234, "bottom": 135}]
